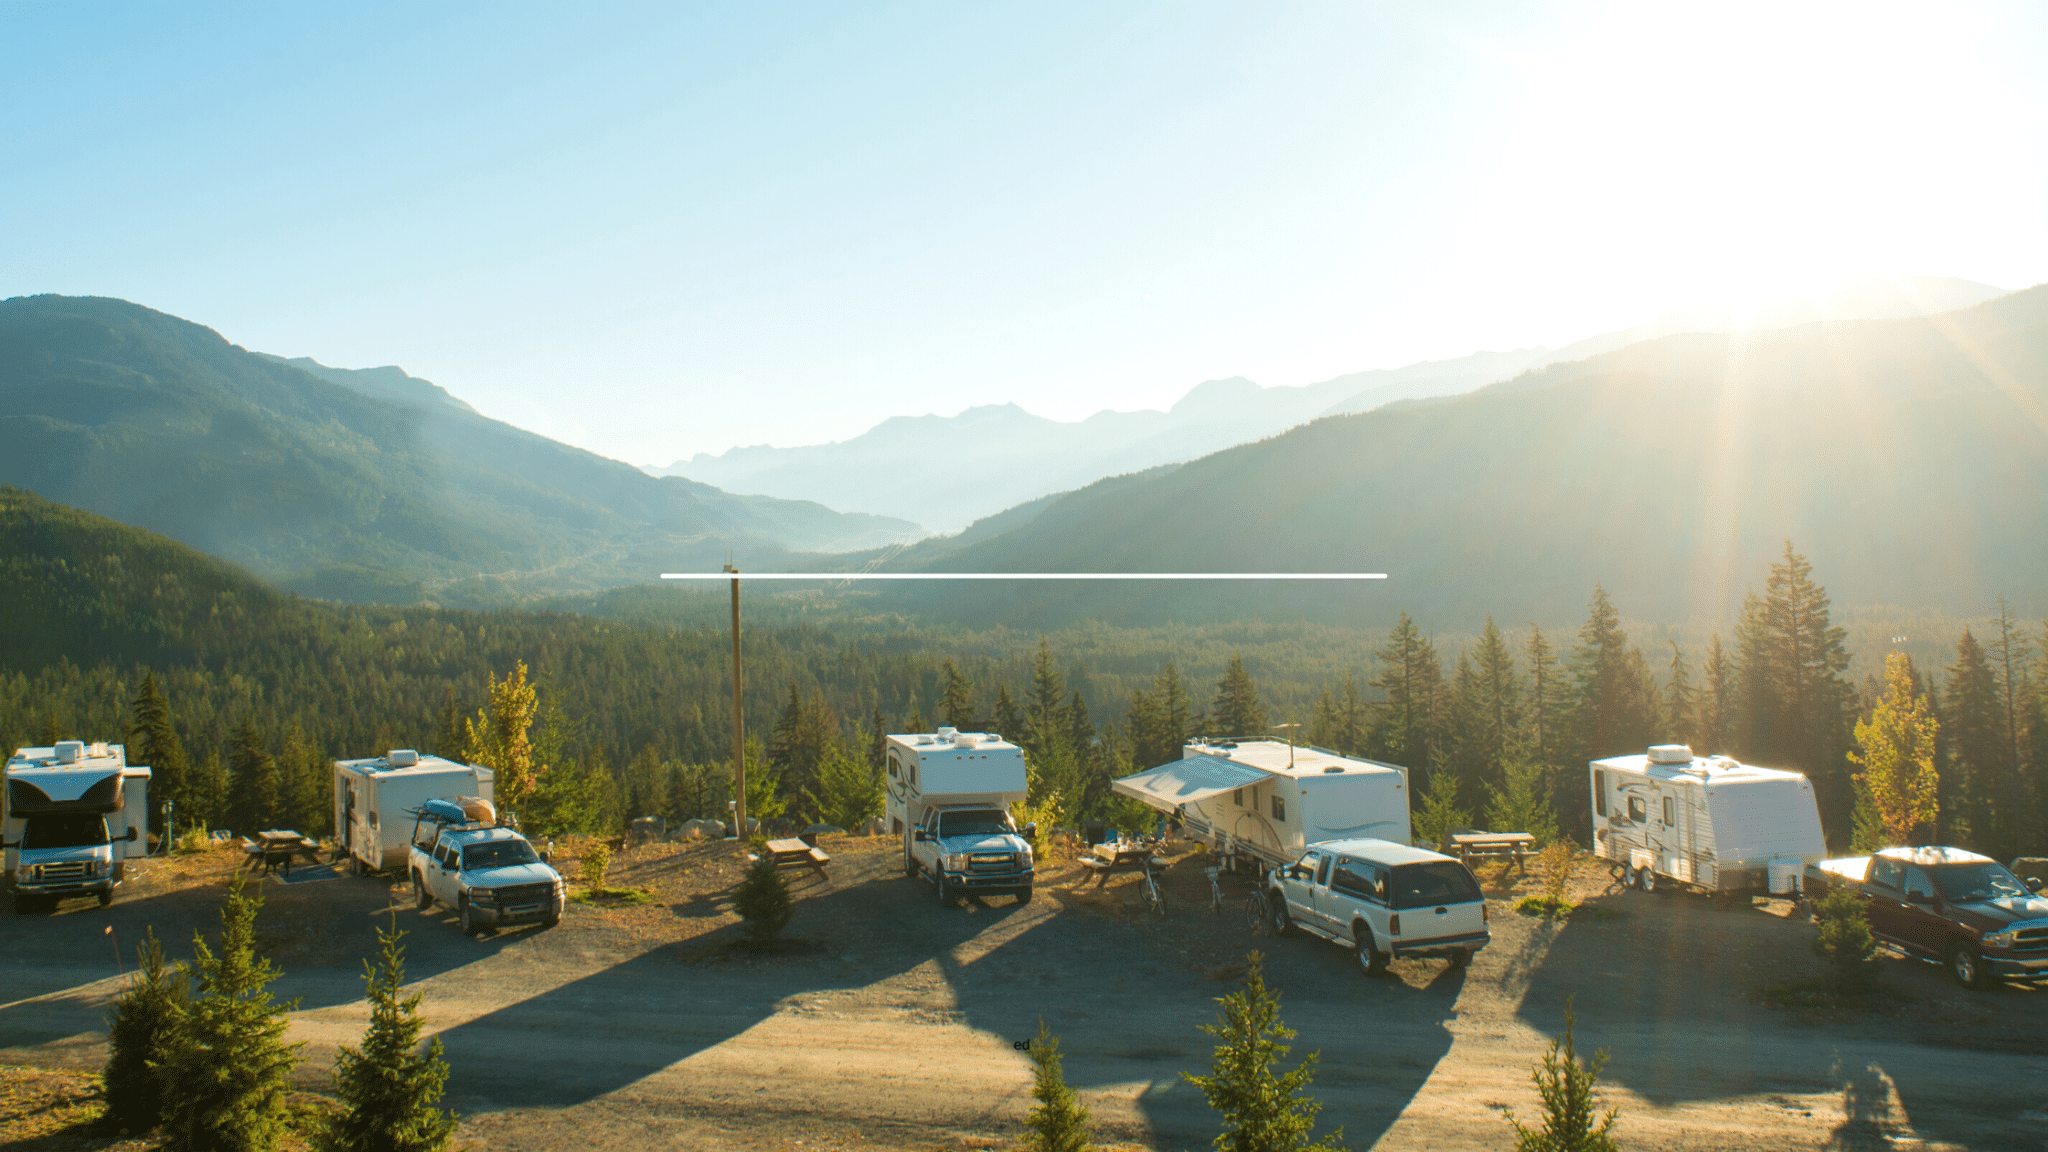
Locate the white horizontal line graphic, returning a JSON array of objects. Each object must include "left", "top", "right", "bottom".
[{"left": 660, "top": 572, "right": 1387, "bottom": 580}]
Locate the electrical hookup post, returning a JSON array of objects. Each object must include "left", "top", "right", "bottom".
[{"left": 663, "top": 570, "right": 1390, "bottom": 845}]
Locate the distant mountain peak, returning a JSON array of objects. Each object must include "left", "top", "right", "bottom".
[{"left": 256, "top": 354, "right": 479, "bottom": 415}]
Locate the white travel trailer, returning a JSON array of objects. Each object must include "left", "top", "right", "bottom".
[
  {"left": 3, "top": 742, "right": 151, "bottom": 910},
  {"left": 333, "top": 750, "right": 493, "bottom": 875},
  {"left": 1590, "top": 744, "right": 1827, "bottom": 900},
  {"left": 1113, "top": 739, "right": 1410, "bottom": 873}
]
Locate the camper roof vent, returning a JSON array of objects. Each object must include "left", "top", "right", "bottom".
[
  {"left": 54, "top": 740, "right": 85, "bottom": 764},
  {"left": 1322, "top": 765, "right": 1345, "bottom": 773},
  {"left": 952, "top": 732, "right": 979, "bottom": 747},
  {"left": 387, "top": 749, "right": 421, "bottom": 768},
  {"left": 936, "top": 727, "right": 959, "bottom": 740},
  {"left": 1647, "top": 744, "right": 1693, "bottom": 764}
]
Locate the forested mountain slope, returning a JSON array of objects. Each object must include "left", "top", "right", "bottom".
[
  {"left": 0, "top": 296, "right": 917, "bottom": 604},
  {"left": 889, "top": 285, "right": 2048, "bottom": 628}
]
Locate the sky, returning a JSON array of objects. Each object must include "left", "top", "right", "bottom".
[{"left": 6, "top": 1, "right": 2047, "bottom": 466}]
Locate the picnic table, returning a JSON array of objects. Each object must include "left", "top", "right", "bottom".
[
  {"left": 1075, "top": 839, "right": 1159, "bottom": 888},
  {"left": 242, "top": 829, "right": 321, "bottom": 875},
  {"left": 750, "top": 836, "right": 830, "bottom": 877},
  {"left": 1443, "top": 831, "right": 1537, "bottom": 875}
]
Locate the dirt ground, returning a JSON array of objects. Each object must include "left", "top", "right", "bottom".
[{"left": 4, "top": 836, "right": 2045, "bottom": 1151}]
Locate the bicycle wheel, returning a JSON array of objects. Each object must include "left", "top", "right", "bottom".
[{"left": 1243, "top": 890, "right": 1269, "bottom": 935}]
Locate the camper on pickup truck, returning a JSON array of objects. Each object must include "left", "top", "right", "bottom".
[
  {"left": 1260, "top": 838, "right": 1489, "bottom": 976},
  {"left": 1804, "top": 845, "right": 2048, "bottom": 989},
  {"left": 886, "top": 729, "right": 1036, "bottom": 906}
]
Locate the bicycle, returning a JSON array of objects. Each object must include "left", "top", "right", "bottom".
[
  {"left": 1205, "top": 866, "right": 1225, "bottom": 915},
  {"left": 1243, "top": 887, "right": 1270, "bottom": 936},
  {"left": 1139, "top": 856, "right": 1167, "bottom": 916}
]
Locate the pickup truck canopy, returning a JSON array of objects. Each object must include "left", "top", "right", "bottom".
[{"left": 1113, "top": 754, "right": 1271, "bottom": 810}]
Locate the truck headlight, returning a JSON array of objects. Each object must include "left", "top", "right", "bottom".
[
  {"left": 89, "top": 860, "right": 105, "bottom": 878},
  {"left": 1982, "top": 928, "right": 2016, "bottom": 949},
  {"left": 471, "top": 889, "right": 497, "bottom": 905},
  {"left": 943, "top": 853, "right": 967, "bottom": 871}
]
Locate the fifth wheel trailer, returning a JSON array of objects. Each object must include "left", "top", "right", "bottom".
[
  {"left": 1591, "top": 744, "right": 1827, "bottom": 901},
  {"left": 1113, "top": 739, "right": 1410, "bottom": 873}
]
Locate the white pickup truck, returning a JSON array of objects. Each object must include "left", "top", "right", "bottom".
[
  {"left": 1261, "top": 838, "right": 1490, "bottom": 975},
  {"left": 407, "top": 805, "right": 564, "bottom": 936}
]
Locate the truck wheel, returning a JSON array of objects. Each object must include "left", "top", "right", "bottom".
[
  {"left": 1271, "top": 894, "right": 1297, "bottom": 938},
  {"left": 97, "top": 891, "right": 113, "bottom": 908},
  {"left": 414, "top": 874, "right": 433, "bottom": 911},
  {"left": 1354, "top": 927, "right": 1390, "bottom": 976},
  {"left": 1016, "top": 885, "right": 1033, "bottom": 905},
  {"left": 1948, "top": 942, "right": 1987, "bottom": 990},
  {"left": 458, "top": 896, "right": 479, "bottom": 937},
  {"left": 935, "top": 874, "right": 953, "bottom": 908}
]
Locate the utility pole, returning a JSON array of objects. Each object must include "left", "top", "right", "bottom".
[{"left": 727, "top": 562, "right": 745, "bottom": 839}]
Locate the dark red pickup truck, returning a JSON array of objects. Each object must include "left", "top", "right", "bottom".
[{"left": 1804, "top": 845, "right": 2048, "bottom": 989}]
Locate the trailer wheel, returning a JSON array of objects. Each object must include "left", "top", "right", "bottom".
[{"left": 1636, "top": 867, "right": 1658, "bottom": 893}]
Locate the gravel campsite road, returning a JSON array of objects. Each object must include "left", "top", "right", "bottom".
[{"left": 4, "top": 837, "right": 2044, "bottom": 1151}]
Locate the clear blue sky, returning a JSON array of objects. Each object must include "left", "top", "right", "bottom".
[{"left": 6, "top": 1, "right": 2046, "bottom": 464}]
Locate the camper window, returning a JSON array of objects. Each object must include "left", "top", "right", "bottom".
[
  {"left": 1272, "top": 795, "right": 1286, "bottom": 821},
  {"left": 1626, "top": 796, "right": 1646, "bottom": 823},
  {"left": 887, "top": 755, "right": 899, "bottom": 779},
  {"left": 1233, "top": 788, "right": 1243, "bottom": 807},
  {"left": 1662, "top": 797, "right": 1674, "bottom": 826},
  {"left": 1594, "top": 771, "right": 1607, "bottom": 817}
]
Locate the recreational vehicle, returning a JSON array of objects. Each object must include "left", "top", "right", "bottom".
[
  {"left": 3, "top": 742, "right": 151, "bottom": 911},
  {"left": 1590, "top": 744, "right": 1826, "bottom": 903},
  {"left": 333, "top": 750, "right": 493, "bottom": 875},
  {"left": 884, "top": 728, "right": 1036, "bottom": 904},
  {"left": 1113, "top": 739, "right": 1410, "bottom": 873}
]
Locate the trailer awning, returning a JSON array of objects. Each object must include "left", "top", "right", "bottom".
[{"left": 1112, "top": 755, "right": 1271, "bottom": 811}]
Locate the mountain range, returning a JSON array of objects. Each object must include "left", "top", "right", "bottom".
[
  {"left": 652, "top": 274, "right": 2008, "bottom": 532},
  {"left": 0, "top": 296, "right": 917, "bottom": 604},
  {"left": 856, "top": 282, "right": 2048, "bottom": 629}
]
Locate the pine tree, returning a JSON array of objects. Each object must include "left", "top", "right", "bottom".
[
  {"left": 801, "top": 735, "right": 882, "bottom": 830},
  {"left": 1023, "top": 1018, "right": 1093, "bottom": 1152},
  {"left": 435, "top": 686, "right": 463, "bottom": 761},
  {"left": 1486, "top": 751, "right": 1560, "bottom": 846},
  {"left": 1182, "top": 951, "right": 1346, "bottom": 1152},
  {"left": 463, "top": 662, "right": 543, "bottom": 812},
  {"left": 1698, "top": 633, "right": 1732, "bottom": 755},
  {"left": 1503, "top": 997, "right": 1619, "bottom": 1152},
  {"left": 275, "top": 724, "right": 325, "bottom": 836},
  {"left": 321, "top": 920, "right": 458, "bottom": 1152},
  {"left": 938, "top": 660, "right": 976, "bottom": 729},
  {"left": 734, "top": 856, "right": 794, "bottom": 945},
  {"left": 768, "top": 685, "right": 839, "bottom": 801},
  {"left": 1851, "top": 650, "right": 1940, "bottom": 846},
  {"left": 103, "top": 928, "right": 187, "bottom": 1133},
  {"left": 1942, "top": 627, "right": 2005, "bottom": 851},
  {"left": 156, "top": 872, "right": 304, "bottom": 1152},
  {"left": 1738, "top": 544, "right": 1854, "bottom": 832},
  {"left": 1410, "top": 763, "right": 1471, "bottom": 851},
  {"left": 1985, "top": 601, "right": 2034, "bottom": 857},
  {"left": 1127, "top": 686, "right": 1167, "bottom": 769},
  {"left": 1211, "top": 655, "right": 1269, "bottom": 737},
  {"left": 1663, "top": 642, "right": 1695, "bottom": 749},
  {"left": 1471, "top": 618, "right": 1524, "bottom": 781},
  {"left": 1368, "top": 615, "right": 1441, "bottom": 770},
  {"left": 992, "top": 684, "right": 1024, "bottom": 746},
  {"left": 130, "top": 672, "right": 189, "bottom": 834},
  {"left": 1025, "top": 638, "right": 1069, "bottom": 758},
  {"left": 228, "top": 718, "right": 280, "bottom": 837},
  {"left": 1525, "top": 626, "right": 1565, "bottom": 768}
]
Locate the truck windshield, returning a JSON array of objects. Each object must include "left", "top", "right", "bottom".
[
  {"left": 1932, "top": 863, "right": 2028, "bottom": 902},
  {"left": 938, "top": 810, "right": 1012, "bottom": 837},
  {"left": 463, "top": 841, "right": 540, "bottom": 870},
  {"left": 22, "top": 814, "right": 110, "bottom": 851},
  {"left": 1390, "top": 861, "right": 1482, "bottom": 909}
]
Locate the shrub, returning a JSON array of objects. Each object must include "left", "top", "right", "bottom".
[
  {"left": 1181, "top": 951, "right": 1347, "bottom": 1152},
  {"left": 1504, "top": 996, "right": 1620, "bottom": 1152},
  {"left": 733, "top": 857, "right": 794, "bottom": 945},
  {"left": 1024, "top": 1017, "right": 1092, "bottom": 1152},
  {"left": 156, "top": 871, "right": 304, "bottom": 1152},
  {"left": 174, "top": 824, "right": 213, "bottom": 855},
  {"left": 102, "top": 928, "right": 187, "bottom": 1132},
  {"left": 1810, "top": 885, "right": 1877, "bottom": 988},
  {"left": 1537, "top": 842, "right": 1576, "bottom": 906},
  {"left": 321, "top": 918, "right": 458, "bottom": 1152},
  {"left": 580, "top": 842, "right": 611, "bottom": 890}
]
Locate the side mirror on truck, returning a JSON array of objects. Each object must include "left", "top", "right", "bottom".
[
  {"left": 914, "top": 827, "right": 932, "bottom": 842},
  {"left": 1023, "top": 823, "right": 1038, "bottom": 838}
]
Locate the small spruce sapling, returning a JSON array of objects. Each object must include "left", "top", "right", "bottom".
[
  {"left": 103, "top": 928, "right": 187, "bottom": 1133},
  {"left": 734, "top": 856, "right": 794, "bottom": 946},
  {"left": 1504, "top": 996, "right": 1620, "bottom": 1152},
  {"left": 155, "top": 871, "right": 305, "bottom": 1152},
  {"left": 1810, "top": 885, "right": 1877, "bottom": 989},
  {"left": 1024, "top": 1017, "right": 1093, "bottom": 1152},
  {"left": 1181, "top": 951, "right": 1347, "bottom": 1152},
  {"left": 580, "top": 842, "right": 611, "bottom": 890},
  {"left": 321, "top": 917, "right": 459, "bottom": 1152}
]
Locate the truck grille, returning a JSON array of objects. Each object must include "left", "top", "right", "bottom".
[
  {"left": 34, "top": 861, "right": 91, "bottom": 882},
  {"left": 2015, "top": 925, "right": 2048, "bottom": 950},
  {"left": 488, "top": 882, "right": 556, "bottom": 906},
  {"left": 968, "top": 853, "right": 1016, "bottom": 871}
]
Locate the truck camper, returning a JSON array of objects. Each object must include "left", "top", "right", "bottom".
[
  {"left": 1113, "top": 739, "right": 1410, "bottom": 873},
  {"left": 4, "top": 741, "right": 151, "bottom": 911},
  {"left": 885, "top": 728, "right": 1037, "bottom": 904},
  {"left": 333, "top": 750, "right": 493, "bottom": 875},
  {"left": 1591, "top": 744, "right": 1827, "bottom": 904}
]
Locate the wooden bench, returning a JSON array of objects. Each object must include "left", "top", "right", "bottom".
[
  {"left": 1444, "top": 831, "right": 1537, "bottom": 875},
  {"left": 750, "top": 837, "right": 830, "bottom": 877}
]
